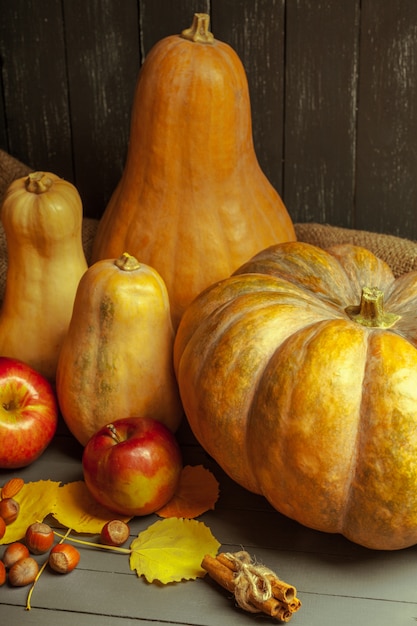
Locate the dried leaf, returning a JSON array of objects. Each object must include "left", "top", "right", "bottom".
[
  {"left": 52, "top": 481, "right": 131, "bottom": 534},
  {"left": 0, "top": 480, "right": 60, "bottom": 545},
  {"left": 130, "top": 517, "right": 220, "bottom": 584},
  {"left": 156, "top": 465, "right": 219, "bottom": 519}
]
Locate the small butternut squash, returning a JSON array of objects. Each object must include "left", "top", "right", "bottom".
[
  {"left": 0, "top": 171, "right": 88, "bottom": 380},
  {"left": 56, "top": 252, "right": 183, "bottom": 446},
  {"left": 92, "top": 13, "right": 296, "bottom": 329}
]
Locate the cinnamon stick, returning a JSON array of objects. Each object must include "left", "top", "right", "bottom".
[
  {"left": 201, "top": 552, "right": 301, "bottom": 622},
  {"left": 217, "top": 552, "right": 298, "bottom": 604},
  {"left": 201, "top": 553, "right": 235, "bottom": 594}
]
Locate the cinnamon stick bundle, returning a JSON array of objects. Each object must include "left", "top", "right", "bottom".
[{"left": 201, "top": 551, "right": 301, "bottom": 622}]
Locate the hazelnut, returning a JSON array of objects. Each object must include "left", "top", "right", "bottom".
[
  {"left": 0, "top": 497, "right": 19, "bottom": 525},
  {"left": 49, "top": 544, "right": 80, "bottom": 574},
  {"left": 8, "top": 556, "right": 39, "bottom": 587},
  {"left": 0, "top": 560, "right": 6, "bottom": 586},
  {"left": 25, "top": 522, "right": 54, "bottom": 554},
  {"left": 0, "top": 517, "right": 6, "bottom": 540},
  {"left": 100, "top": 520, "right": 130, "bottom": 547},
  {"left": 2, "top": 542, "right": 30, "bottom": 569}
]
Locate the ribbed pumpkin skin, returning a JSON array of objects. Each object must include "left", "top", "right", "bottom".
[
  {"left": 0, "top": 172, "right": 88, "bottom": 380},
  {"left": 174, "top": 241, "right": 417, "bottom": 550},
  {"left": 56, "top": 255, "right": 183, "bottom": 446},
  {"left": 92, "top": 17, "right": 296, "bottom": 328}
]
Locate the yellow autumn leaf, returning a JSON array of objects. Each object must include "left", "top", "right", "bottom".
[
  {"left": 156, "top": 465, "right": 220, "bottom": 519},
  {"left": 130, "top": 517, "right": 221, "bottom": 584},
  {"left": 0, "top": 480, "right": 61, "bottom": 544},
  {"left": 52, "top": 481, "right": 131, "bottom": 534}
]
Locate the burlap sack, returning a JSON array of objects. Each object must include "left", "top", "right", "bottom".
[
  {"left": 1, "top": 148, "right": 417, "bottom": 297},
  {"left": 294, "top": 222, "right": 417, "bottom": 278}
]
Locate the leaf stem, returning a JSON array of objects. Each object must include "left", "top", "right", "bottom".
[
  {"left": 26, "top": 527, "right": 72, "bottom": 610},
  {"left": 52, "top": 530, "right": 132, "bottom": 554}
]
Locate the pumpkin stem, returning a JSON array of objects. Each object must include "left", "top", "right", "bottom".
[
  {"left": 25, "top": 172, "right": 53, "bottom": 194},
  {"left": 114, "top": 252, "right": 141, "bottom": 271},
  {"left": 345, "top": 286, "right": 400, "bottom": 328},
  {"left": 181, "top": 13, "right": 214, "bottom": 44}
]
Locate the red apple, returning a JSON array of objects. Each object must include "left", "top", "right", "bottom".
[
  {"left": 0, "top": 357, "right": 58, "bottom": 469},
  {"left": 82, "top": 416, "right": 183, "bottom": 516}
]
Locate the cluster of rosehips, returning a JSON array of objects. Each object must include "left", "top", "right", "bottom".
[{"left": 0, "top": 477, "right": 131, "bottom": 587}]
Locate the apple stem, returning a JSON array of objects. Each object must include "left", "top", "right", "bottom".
[
  {"left": 106, "top": 423, "right": 123, "bottom": 444},
  {"left": 2, "top": 401, "right": 15, "bottom": 411},
  {"left": 52, "top": 530, "right": 132, "bottom": 554}
]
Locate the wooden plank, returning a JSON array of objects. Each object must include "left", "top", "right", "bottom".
[
  {"left": 2, "top": 433, "right": 417, "bottom": 625},
  {"left": 0, "top": 0, "right": 72, "bottom": 178},
  {"left": 3, "top": 589, "right": 416, "bottom": 626},
  {"left": 355, "top": 0, "right": 417, "bottom": 239},
  {"left": 212, "top": 0, "right": 286, "bottom": 196},
  {"left": 1, "top": 607, "right": 178, "bottom": 626},
  {"left": 63, "top": 0, "right": 140, "bottom": 219},
  {"left": 284, "top": 0, "right": 360, "bottom": 227},
  {"left": 4, "top": 556, "right": 417, "bottom": 626}
]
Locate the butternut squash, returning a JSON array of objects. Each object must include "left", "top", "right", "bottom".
[
  {"left": 92, "top": 13, "right": 296, "bottom": 329},
  {"left": 56, "top": 252, "right": 183, "bottom": 446},
  {"left": 0, "top": 171, "right": 88, "bottom": 380}
]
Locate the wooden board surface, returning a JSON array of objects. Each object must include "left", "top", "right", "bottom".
[
  {"left": 1, "top": 0, "right": 417, "bottom": 239},
  {"left": 1, "top": 420, "right": 417, "bottom": 626}
]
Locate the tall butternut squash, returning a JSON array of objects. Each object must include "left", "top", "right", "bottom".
[
  {"left": 0, "top": 172, "right": 88, "bottom": 380},
  {"left": 92, "top": 13, "right": 296, "bottom": 328}
]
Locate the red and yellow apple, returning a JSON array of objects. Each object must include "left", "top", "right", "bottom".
[
  {"left": 82, "top": 416, "right": 183, "bottom": 516},
  {"left": 0, "top": 357, "right": 58, "bottom": 469}
]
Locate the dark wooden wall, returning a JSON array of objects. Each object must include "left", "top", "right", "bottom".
[{"left": 1, "top": 0, "right": 417, "bottom": 239}]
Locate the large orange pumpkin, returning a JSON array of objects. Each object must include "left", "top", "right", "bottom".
[
  {"left": 174, "top": 241, "right": 417, "bottom": 550},
  {"left": 92, "top": 13, "right": 295, "bottom": 328}
]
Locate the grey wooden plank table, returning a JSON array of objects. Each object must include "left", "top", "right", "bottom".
[{"left": 1, "top": 419, "right": 416, "bottom": 626}]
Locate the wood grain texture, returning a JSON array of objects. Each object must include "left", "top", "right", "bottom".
[
  {"left": 212, "top": 0, "right": 286, "bottom": 195},
  {"left": 1, "top": 0, "right": 417, "bottom": 238},
  {"left": 63, "top": 0, "right": 140, "bottom": 218},
  {"left": 1, "top": 425, "right": 417, "bottom": 626},
  {"left": 284, "top": 0, "right": 360, "bottom": 227},
  {"left": 139, "top": 0, "right": 211, "bottom": 55},
  {"left": 355, "top": 0, "right": 417, "bottom": 238},
  {"left": 0, "top": 0, "right": 73, "bottom": 178}
]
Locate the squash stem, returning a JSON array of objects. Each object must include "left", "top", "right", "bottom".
[
  {"left": 345, "top": 286, "right": 400, "bottom": 328},
  {"left": 25, "top": 172, "right": 53, "bottom": 194},
  {"left": 114, "top": 252, "right": 141, "bottom": 271},
  {"left": 181, "top": 13, "right": 214, "bottom": 44}
]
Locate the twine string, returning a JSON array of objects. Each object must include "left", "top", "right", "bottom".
[{"left": 223, "top": 550, "right": 277, "bottom": 613}]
